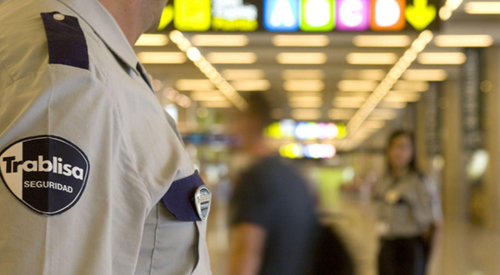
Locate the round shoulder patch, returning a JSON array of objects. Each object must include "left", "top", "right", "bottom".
[{"left": 0, "top": 135, "right": 90, "bottom": 215}]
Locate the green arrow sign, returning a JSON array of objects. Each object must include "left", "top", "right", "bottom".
[{"left": 405, "top": 0, "right": 436, "bottom": 30}]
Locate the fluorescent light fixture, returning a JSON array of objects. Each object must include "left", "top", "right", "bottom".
[
  {"left": 221, "top": 69, "right": 265, "bottom": 80},
  {"left": 289, "top": 101, "right": 324, "bottom": 108},
  {"left": 353, "top": 35, "right": 411, "bottom": 47},
  {"left": 384, "top": 92, "right": 421, "bottom": 102},
  {"left": 288, "top": 96, "right": 323, "bottom": 102},
  {"left": 402, "top": 69, "right": 448, "bottom": 81},
  {"left": 231, "top": 80, "right": 271, "bottom": 91},
  {"left": 362, "top": 120, "right": 386, "bottom": 129},
  {"left": 434, "top": 35, "right": 493, "bottom": 47},
  {"left": 175, "top": 79, "right": 214, "bottom": 91},
  {"left": 135, "top": 34, "right": 169, "bottom": 46},
  {"left": 333, "top": 95, "right": 367, "bottom": 103},
  {"left": 291, "top": 109, "right": 322, "bottom": 120},
  {"left": 417, "top": 52, "right": 467, "bottom": 65},
  {"left": 329, "top": 109, "right": 356, "bottom": 120},
  {"left": 370, "top": 109, "right": 398, "bottom": 120},
  {"left": 284, "top": 80, "right": 325, "bottom": 92},
  {"left": 206, "top": 52, "right": 257, "bottom": 64},
  {"left": 332, "top": 100, "right": 364, "bottom": 108},
  {"left": 277, "top": 53, "right": 327, "bottom": 64},
  {"left": 137, "top": 52, "right": 187, "bottom": 64},
  {"left": 465, "top": 2, "right": 500, "bottom": 14},
  {"left": 273, "top": 35, "right": 330, "bottom": 47},
  {"left": 282, "top": 70, "right": 325, "bottom": 80},
  {"left": 379, "top": 101, "right": 407, "bottom": 109},
  {"left": 342, "top": 70, "right": 386, "bottom": 80},
  {"left": 338, "top": 80, "right": 378, "bottom": 92},
  {"left": 201, "top": 101, "right": 232, "bottom": 108},
  {"left": 191, "top": 35, "right": 249, "bottom": 47},
  {"left": 190, "top": 90, "right": 227, "bottom": 101},
  {"left": 393, "top": 81, "right": 430, "bottom": 91},
  {"left": 346, "top": 53, "right": 398, "bottom": 65}
]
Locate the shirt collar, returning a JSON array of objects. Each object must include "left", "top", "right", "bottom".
[{"left": 56, "top": 0, "right": 139, "bottom": 73}]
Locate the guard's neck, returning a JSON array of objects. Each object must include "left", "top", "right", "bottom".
[{"left": 99, "top": 0, "right": 142, "bottom": 46}]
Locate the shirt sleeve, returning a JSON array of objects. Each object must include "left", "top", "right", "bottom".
[
  {"left": 411, "top": 176, "right": 437, "bottom": 228},
  {"left": 230, "top": 169, "right": 275, "bottom": 230},
  {"left": 0, "top": 65, "right": 150, "bottom": 274}
]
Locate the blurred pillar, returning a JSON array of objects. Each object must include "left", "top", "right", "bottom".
[
  {"left": 440, "top": 79, "right": 467, "bottom": 221},
  {"left": 483, "top": 47, "right": 500, "bottom": 230}
]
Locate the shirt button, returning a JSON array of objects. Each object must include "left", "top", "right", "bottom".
[{"left": 53, "top": 14, "right": 65, "bottom": 21}]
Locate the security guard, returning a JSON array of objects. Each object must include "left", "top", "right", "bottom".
[
  {"left": 0, "top": 0, "right": 211, "bottom": 274},
  {"left": 374, "top": 131, "right": 442, "bottom": 275}
]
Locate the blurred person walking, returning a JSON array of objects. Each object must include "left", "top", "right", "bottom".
[
  {"left": 374, "top": 131, "right": 442, "bottom": 275},
  {"left": 228, "top": 94, "right": 319, "bottom": 275}
]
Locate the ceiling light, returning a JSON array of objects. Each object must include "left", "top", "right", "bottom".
[
  {"left": 201, "top": 101, "right": 232, "bottom": 108},
  {"left": 346, "top": 53, "right": 398, "bottom": 65},
  {"left": 206, "top": 52, "right": 257, "bottom": 64},
  {"left": 333, "top": 95, "right": 367, "bottom": 102},
  {"left": 277, "top": 53, "right": 327, "bottom": 64},
  {"left": 342, "top": 70, "right": 386, "bottom": 80},
  {"left": 288, "top": 96, "right": 323, "bottom": 102},
  {"left": 393, "top": 81, "right": 430, "bottom": 91},
  {"left": 338, "top": 80, "right": 378, "bottom": 92},
  {"left": 434, "top": 35, "right": 493, "bottom": 47},
  {"left": 291, "top": 109, "right": 322, "bottom": 120},
  {"left": 135, "top": 34, "right": 169, "bottom": 46},
  {"left": 417, "top": 52, "right": 466, "bottom": 65},
  {"left": 137, "top": 52, "right": 187, "bottom": 64},
  {"left": 231, "top": 80, "right": 271, "bottom": 91},
  {"left": 332, "top": 101, "right": 364, "bottom": 108},
  {"left": 284, "top": 80, "right": 325, "bottom": 92},
  {"left": 353, "top": 35, "right": 411, "bottom": 47},
  {"left": 362, "top": 120, "right": 386, "bottom": 129},
  {"left": 191, "top": 35, "right": 249, "bottom": 47},
  {"left": 384, "top": 92, "right": 421, "bottom": 102},
  {"left": 329, "top": 109, "right": 356, "bottom": 120},
  {"left": 289, "top": 101, "right": 324, "bottom": 108},
  {"left": 221, "top": 69, "right": 265, "bottom": 80},
  {"left": 402, "top": 69, "right": 448, "bottom": 81},
  {"left": 464, "top": 2, "right": 500, "bottom": 14},
  {"left": 190, "top": 90, "right": 227, "bottom": 101},
  {"left": 378, "top": 101, "right": 407, "bottom": 109},
  {"left": 282, "top": 70, "right": 325, "bottom": 80},
  {"left": 273, "top": 35, "right": 330, "bottom": 47},
  {"left": 370, "top": 109, "right": 398, "bottom": 120},
  {"left": 175, "top": 79, "right": 214, "bottom": 90}
]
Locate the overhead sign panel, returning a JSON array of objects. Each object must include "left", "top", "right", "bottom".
[{"left": 159, "top": 0, "right": 439, "bottom": 32}]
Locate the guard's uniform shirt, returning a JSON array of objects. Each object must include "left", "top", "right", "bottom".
[
  {"left": 374, "top": 171, "right": 441, "bottom": 239},
  {"left": 0, "top": 0, "right": 211, "bottom": 274}
]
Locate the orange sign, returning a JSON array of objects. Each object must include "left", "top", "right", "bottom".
[{"left": 370, "top": 0, "right": 406, "bottom": 30}]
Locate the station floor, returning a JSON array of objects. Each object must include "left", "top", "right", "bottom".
[{"left": 206, "top": 191, "right": 500, "bottom": 275}]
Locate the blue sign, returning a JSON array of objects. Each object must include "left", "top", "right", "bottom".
[{"left": 264, "top": 0, "right": 300, "bottom": 31}]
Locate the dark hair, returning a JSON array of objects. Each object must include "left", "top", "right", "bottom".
[
  {"left": 386, "top": 130, "right": 418, "bottom": 173},
  {"left": 244, "top": 92, "right": 272, "bottom": 129}
]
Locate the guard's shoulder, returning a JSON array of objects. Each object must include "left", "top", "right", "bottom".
[{"left": 0, "top": 1, "right": 102, "bottom": 87}]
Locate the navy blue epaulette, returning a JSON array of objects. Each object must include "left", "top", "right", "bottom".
[{"left": 40, "top": 12, "right": 89, "bottom": 70}]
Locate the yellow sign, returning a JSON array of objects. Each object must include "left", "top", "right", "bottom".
[{"left": 174, "top": 0, "right": 212, "bottom": 31}]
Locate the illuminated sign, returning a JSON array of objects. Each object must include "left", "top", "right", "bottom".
[
  {"left": 174, "top": 0, "right": 212, "bottom": 31},
  {"left": 371, "top": 0, "right": 406, "bottom": 30},
  {"left": 160, "top": 0, "right": 439, "bottom": 32},
  {"left": 336, "top": 0, "right": 370, "bottom": 31},
  {"left": 264, "top": 0, "right": 300, "bottom": 31},
  {"left": 405, "top": 0, "right": 436, "bottom": 30},
  {"left": 279, "top": 143, "right": 337, "bottom": 159},
  {"left": 301, "top": 0, "right": 335, "bottom": 31},
  {"left": 212, "top": 0, "right": 259, "bottom": 31},
  {"left": 264, "top": 120, "right": 347, "bottom": 140}
]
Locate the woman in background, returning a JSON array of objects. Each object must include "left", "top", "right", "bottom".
[{"left": 374, "top": 131, "right": 442, "bottom": 275}]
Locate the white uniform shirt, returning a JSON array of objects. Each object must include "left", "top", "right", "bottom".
[{"left": 0, "top": 0, "right": 211, "bottom": 274}]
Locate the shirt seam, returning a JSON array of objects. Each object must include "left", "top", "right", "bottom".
[{"left": 0, "top": 56, "right": 15, "bottom": 86}]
